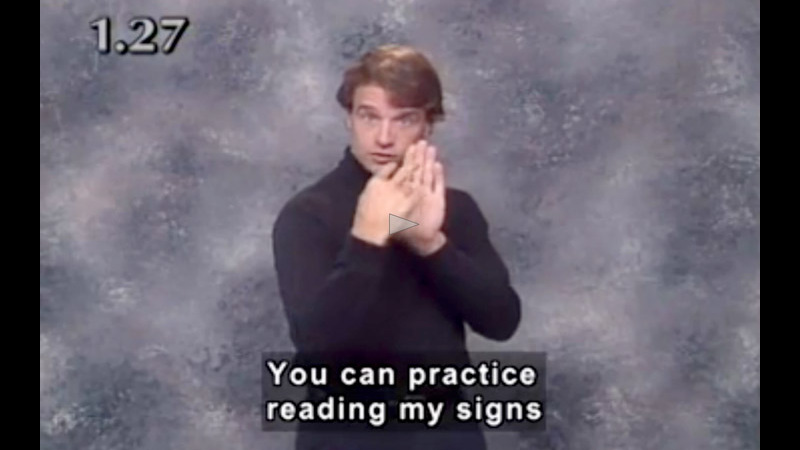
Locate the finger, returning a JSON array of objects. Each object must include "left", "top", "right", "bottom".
[
  {"left": 401, "top": 175, "right": 419, "bottom": 198},
  {"left": 406, "top": 181, "right": 420, "bottom": 198},
  {"left": 433, "top": 161, "right": 445, "bottom": 197},
  {"left": 404, "top": 141, "right": 419, "bottom": 167},
  {"left": 392, "top": 144, "right": 417, "bottom": 185},
  {"left": 407, "top": 141, "right": 423, "bottom": 185},
  {"left": 407, "top": 144, "right": 418, "bottom": 184},
  {"left": 423, "top": 145, "right": 436, "bottom": 191},
  {"left": 394, "top": 146, "right": 416, "bottom": 184},
  {"left": 405, "top": 181, "right": 423, "bottom": 205},
  {"left": 376, "top": 161, "right": 399, "bottom": 179},
  {"left": 414, "top": 141, "right": 427, "bottom": 185}
]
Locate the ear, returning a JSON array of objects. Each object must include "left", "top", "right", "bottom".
[{"left": 345, "top": 114, "right": 353, "bottom": 130}]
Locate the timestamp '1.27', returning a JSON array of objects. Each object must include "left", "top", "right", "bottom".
[{"left": 90, "top": 16, "right": 190, "bottom": 55}]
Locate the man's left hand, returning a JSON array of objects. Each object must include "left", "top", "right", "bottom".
[{"left": 393, "top": 140, "right": 447, "bottom": 256}]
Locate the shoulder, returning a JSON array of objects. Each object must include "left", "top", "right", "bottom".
[
  {"left": 446, "top": 187, "right": 476, "bottom": 206},
  {"left": 273, "top": 175, "right": 337, "bottom": 232},
  {"left": 445, "top": 187, "right": 483, "bottom": 217},
  {"left": 444, "top": 187, "right": 489, "bottom": 235}
]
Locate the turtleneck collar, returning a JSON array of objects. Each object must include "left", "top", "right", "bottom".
[{"left": 335, "top": 145, "right": 372, "bottom": 189}]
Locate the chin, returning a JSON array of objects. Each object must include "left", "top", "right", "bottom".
[{"left": 367, "top": 163, "right": 385, "bottom": 174}]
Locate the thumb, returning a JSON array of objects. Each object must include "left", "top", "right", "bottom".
[{"left": 375, "top": 161, "right": 399, "bottom": 179}]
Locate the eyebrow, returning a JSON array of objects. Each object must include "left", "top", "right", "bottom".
[{"left": 356, "top": 105, "right": 421, "bottom": 118}]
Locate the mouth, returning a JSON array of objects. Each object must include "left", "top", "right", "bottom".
[{"left": 370, "top": 153, "right": 397, "bottom": 164}]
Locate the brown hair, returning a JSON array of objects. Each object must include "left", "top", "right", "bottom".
[{"left": 336, "top": 44, "right": 445, "bottom": 124}]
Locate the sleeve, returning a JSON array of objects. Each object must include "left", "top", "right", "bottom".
[
  {"left": 272, "top": 200, "right": 391, "bottom": 352},
  {"left": 418, "top": 192, "right": 522, "bottom": 341}
]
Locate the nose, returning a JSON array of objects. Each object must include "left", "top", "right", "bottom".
[{"left": 376, "top": 120, "right": 394, "bottom": 147}]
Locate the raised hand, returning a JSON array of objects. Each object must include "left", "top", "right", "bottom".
[
  {"left": 351, "top": 145, "right": 424, "bottom": 246},
  {"left": 392, "top": 140, "right": 447, "bottom": 256}
]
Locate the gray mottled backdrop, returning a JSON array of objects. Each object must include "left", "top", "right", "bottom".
[{"left": 40, "top": 0, "right": 760, "bottom": 449}]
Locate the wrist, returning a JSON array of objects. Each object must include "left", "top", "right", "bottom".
[
  {"left": 351, "top": 224, "right": 389, "bottom": 247},
  {"left": 413, "top": 232, "right": 447, "bottom": 256}
]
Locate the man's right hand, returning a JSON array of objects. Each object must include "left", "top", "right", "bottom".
[{"left": 351, "top": 145, "right": 423, "bottom": 246}]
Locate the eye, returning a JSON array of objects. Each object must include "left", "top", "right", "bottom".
[{"left": 400, "top": 115, "right": 420, "bottom": 126}]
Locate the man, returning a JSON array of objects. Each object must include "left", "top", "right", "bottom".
[{"left": 272, "top": 44, "right": 521, "bottom": 450}]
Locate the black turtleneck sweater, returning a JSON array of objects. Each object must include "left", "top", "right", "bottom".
[{"left": 271, "top": 146, "right": 521, "bottom": 449}]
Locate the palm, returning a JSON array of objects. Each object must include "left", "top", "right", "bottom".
[
  {"left": 392, "top": 141, "right": 447, "bottom": 253},
  {"left": 409, "top": 187, "right": 444, "bottom": 241}
]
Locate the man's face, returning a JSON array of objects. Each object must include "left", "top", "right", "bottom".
[{"left": 346, "top": 84, "right": 431, "bottom": 174}]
